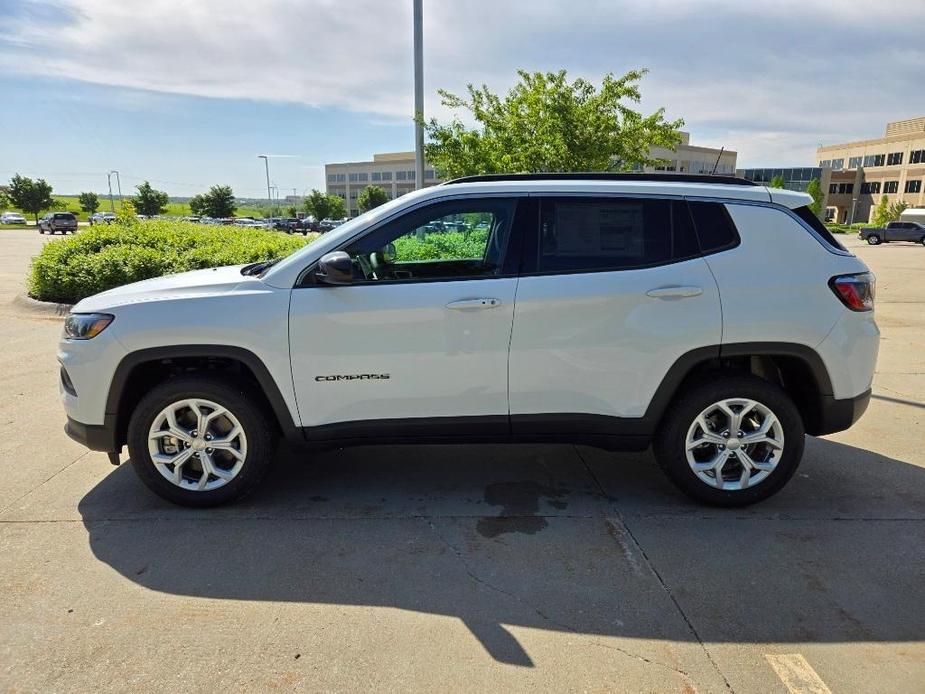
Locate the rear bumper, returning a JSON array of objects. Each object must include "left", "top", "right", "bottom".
[
  {"left": 65, "top": 415, "right": 119, "bottom": 453},
  {"left": 813, "top": 389, "right": 871, "bottom": 436}
]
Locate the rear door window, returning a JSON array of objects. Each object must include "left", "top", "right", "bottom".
[{"left": 530, "top": 197, "right": 699, "bottom": 273}]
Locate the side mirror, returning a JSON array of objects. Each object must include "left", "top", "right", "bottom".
[{"left": 315, "top": 251, "right": 353, "bottom": 285}]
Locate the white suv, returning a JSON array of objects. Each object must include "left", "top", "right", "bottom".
[{"left": 58, "top": 174, "right": 879, "bottom": 507}]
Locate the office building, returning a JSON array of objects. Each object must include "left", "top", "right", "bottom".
[{"left": 815, "top": 116, "right": 925, "bottom": 223}]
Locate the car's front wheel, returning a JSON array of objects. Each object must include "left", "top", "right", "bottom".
[
  {"left": 127, "top": 376, "right": 276, "bottom": 506},
  {"left": 654, "top": 375, "right": 804, "bottom": 506},
  {"left": 867, "top": 234, "right": 881, "bottom": 245}
]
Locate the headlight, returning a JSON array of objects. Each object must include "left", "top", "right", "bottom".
[{"left": 64, "top": 313, "right": 114, "bottom": 340}]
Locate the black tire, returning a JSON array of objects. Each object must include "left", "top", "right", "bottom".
[
  {"left": 127, "top": 375, "right": 277, "bottom": 507},
  {"left": 867, "top": 235, "right": 880, "bottom": 245},
  {"left": 920, "top": 237, "right": 925, "bottom": 246},
  {"left": 653, "top": 374, "right": 805, "bottom": 507}
]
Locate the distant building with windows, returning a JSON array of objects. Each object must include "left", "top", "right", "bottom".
[
  {"left": 325, "top": 152, "right": 439, "bottom": 217},
  {"left": 325, "top": 133, "right": 735, "bottom": 217},
  {"left": 735, "top": 166, "right": 832, "bottom": 194},
  {"left": 814, "top": 116, "right": 925, "bottom": 223}
]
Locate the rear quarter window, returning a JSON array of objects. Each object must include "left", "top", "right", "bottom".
[
  {"left": 686, "top": 201, "right": 739, "bottom": 254},
  {"left": 792, "top": 205, "right": 846, "bottom": 251}
]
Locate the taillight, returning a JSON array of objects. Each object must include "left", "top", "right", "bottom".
[{"left": 829, "top": 272, "right": 875, "bottom": 312}]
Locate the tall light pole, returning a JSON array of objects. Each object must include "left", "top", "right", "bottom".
[
  {"left": 270, "top": 185, "right": 279, "bottom": 216},
  {"left": 109, "top": 170, "right": 122, "bottom": 205},
  {"left": 413, "top": 0, "right": 424, "bottom": 190},
  {"left": 257, "top": 155, "right": 273, "bottom": 217},
  {"left": 107, "top": 172, "right": 115, "bottom": 212}
]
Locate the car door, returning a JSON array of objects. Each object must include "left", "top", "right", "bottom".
[
  {"left": 900, "top": 222, "right": 919, "bottom": 241},
  {"left": 288, "top": 196, "right": 525, "bottom": 438},
  {"left": 508, "top": 196, "right": 722, "bottom": 434},
  {"left": 886, "top": 222, "right": 906, "bottom": 241}
]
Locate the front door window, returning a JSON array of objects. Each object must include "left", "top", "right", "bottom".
[{"left": 343, "top": 199, "right": 517, "bottom": 282}]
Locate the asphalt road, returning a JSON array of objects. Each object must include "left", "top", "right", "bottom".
[{"left": 0, "top": 229, "right": 923, "bottom": 693}]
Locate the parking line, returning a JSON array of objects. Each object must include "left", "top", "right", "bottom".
[{"left": 765, "top": 654, "right": 832, "bottom": 694}]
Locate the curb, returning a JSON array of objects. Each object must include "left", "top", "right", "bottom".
[{"left": 12, "top": 293, "right": 73, "bottom": 319}]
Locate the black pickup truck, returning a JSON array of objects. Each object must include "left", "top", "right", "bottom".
[{"left": 859, "top": 220, "right": 925, "bottom": 245}]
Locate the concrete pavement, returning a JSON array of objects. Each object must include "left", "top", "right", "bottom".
[{"left": 0, "top": 229, "right": 923, "bottom": 692}]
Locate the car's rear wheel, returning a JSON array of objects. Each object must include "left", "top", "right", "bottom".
[
  {"left": 654, "top": 375, "right": 804, "bottom": 506},
  {"left": 127, "top": 376, "right": 276, "bottom": 507},
  {"left": 867, "top": 234, "right": 881, "bottom": 245}
]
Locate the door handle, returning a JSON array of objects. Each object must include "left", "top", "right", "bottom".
[
  {"left": 645, "top": 286, "right": 703, "bottom": 299},
  {"left": 445, "top": 298, "right": 502, "bottom": 310}
]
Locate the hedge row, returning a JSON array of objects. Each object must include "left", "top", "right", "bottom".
[{"left": 28, "top": 221, "right": 315, "bottom": 304}]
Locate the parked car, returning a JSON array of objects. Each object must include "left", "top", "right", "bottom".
[
  {"left": 1, "top": 211, "right": 27, "bottom": 224},
  {"left": 38, "top": 212, "right": 78, "bottom": 234},
  {"left": 59, "top": 173, "right": 878, "bottom": 508},
  {"left": 89, "top": 212, "right": 117, "bottom": 226},
  {"left": 858, "top": 220, "right": 925, "bottom": 245}
]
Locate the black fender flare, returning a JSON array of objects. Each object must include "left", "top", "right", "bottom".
[{"left": 105, "top": 345, "right": 301, "bottom": 443}]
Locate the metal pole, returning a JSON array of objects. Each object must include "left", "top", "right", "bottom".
[
  {"left": 107, "top": 173, "right": 114, "bottom": 212},
  {"left": 114, "top": 171, "right": 122, "bottom": 204},
  {"left": 258, "top": 155, "right": 272, "bottom": 217},
  {"left": 413, "top": 0, "right": 424, "bottom": 190}
]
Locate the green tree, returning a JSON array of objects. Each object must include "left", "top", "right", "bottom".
[
  {"left": 132, "top": 181, "right": 169, "bottom": 216},
  {"left": 117, "top": 199, "right": 137, "bottom": 224},
  {"left": 303, "top": 189, "right": 346, "bottom": 221},
  {"left": 327, "top": 194, "right": 346, "bottom": 219},
  {"left": 805, "top": 178, "right": 824, "bottom": 217},
  {"left": 768, "top": 174, "right": 787, "bottom": 189},
  {"left": 357, "top": 185, "right": 389, "bottom": 212},
  {"left": 872, "top": 195, "right": 890, "bottom": 226},
  {"left": 420, "top": 69, "right": 684, "bottom": 178},
  {"left": 0, "top": 188, "right": 10, "bottom": 210},
  {"left": 78, "top": 192, "right": 100, "bottom": 215},
  {"left": 188, "top": 194, "right": 205, "bottom": 216},
  {"left": 7, "top": 174, "right": 55, "bottom": 222},
  {"left": 199, "top": 185, "right": 237, "bottom": 218},
  {"left": 887, "top": 200, "right": 908, "bottom": 222},
  {"left": 286, "top": 205, "right": 299, "bottom": 218}
]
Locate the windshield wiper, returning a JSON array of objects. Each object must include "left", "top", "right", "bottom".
[{"left": 241, "top": 258, "right": 281, "bottom": 276}]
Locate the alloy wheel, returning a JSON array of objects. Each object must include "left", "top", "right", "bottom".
[
  {"left": 685, "top": 398, "right": 784, "bottom": 491},
  {"left": 147, "top": 398, "right": 247, "bottom": 491}
]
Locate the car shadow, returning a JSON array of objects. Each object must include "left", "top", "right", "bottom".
[{"left": 78, "top": 437, "right": 925, "bottom": 666}]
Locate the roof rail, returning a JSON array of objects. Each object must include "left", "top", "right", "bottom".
[{"left": 442, "top": 172, "right": 758, "bottom": 187}]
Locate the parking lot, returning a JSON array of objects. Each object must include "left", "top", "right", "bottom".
[{"left": 0, "top": 229, "right": 922, "bottom": 692}]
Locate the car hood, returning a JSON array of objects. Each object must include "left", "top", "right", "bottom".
[{"left": 72, "top": 265, "right": 260, "bottom": 313}]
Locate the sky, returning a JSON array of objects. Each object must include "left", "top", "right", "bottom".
[{"left": 1, "top": 0, "right": 924, "bottom": 199}]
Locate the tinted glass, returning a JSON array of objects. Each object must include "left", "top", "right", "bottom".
[
  {"left": 536, "top": 198, "right": 698, "bottom": 273},
  {"left": 687, "top": 201, "right": 739, "bottom": 253},
  {"left": 792, "top": 205, "right": 846, "bottom": 251}
]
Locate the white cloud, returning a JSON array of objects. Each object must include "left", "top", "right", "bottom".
[{"left": 2, "top": 0, "right": 924, "bottom": 165}]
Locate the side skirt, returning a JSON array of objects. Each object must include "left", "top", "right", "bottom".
[{"left": 300, "top": 414, "right": 651, "bottom": 452}]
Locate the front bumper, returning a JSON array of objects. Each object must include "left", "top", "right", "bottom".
[
  {"left": 65, "top": 415, "right": 119, "bottom": 452},
  {"left": 813, "top": 389, "right": 871, "bottom": 436}
]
